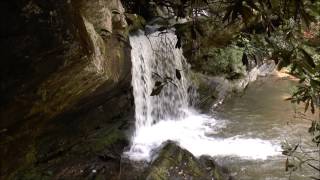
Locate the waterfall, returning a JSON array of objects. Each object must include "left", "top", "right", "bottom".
[
  {"left": 130, "top": 30, "right": 190, "bottom": 128},
  {"left": 125, "top": 29, "right": 281, "bottom": 161}
]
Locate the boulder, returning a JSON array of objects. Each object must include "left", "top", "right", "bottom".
[{"left": 144, "top": 141, "right": 232, "bottom": 180}]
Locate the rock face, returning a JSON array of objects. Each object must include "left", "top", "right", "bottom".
[
  {"left": 174, "top": 19, "right": 276, "bottom": 111},
  {"left": 191, "top": 60, "right": 276, "bottom": 112},
  {"left": 145, "top": 141, "right": 232, "bottom": 180},
  {"left": 0, "top": 0, "right": 133, "bottom": 178},
  {"left": 194, "top": 46, "right": 246, "bottom": 77},
  {"left": 1, "top": 0, "right": 130, "bottom": 126}
]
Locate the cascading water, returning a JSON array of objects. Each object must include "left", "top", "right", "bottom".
[
  {"left": 125, "top": 29, "right": 281, "bottom": 161},
  {"left": 130, "top": 30, "right": 189, "bottom": 129}
]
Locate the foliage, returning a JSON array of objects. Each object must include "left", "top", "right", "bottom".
[
  {"left": 257, "top": 17, "right": 320, "bottom": 178},
  {"left": 196, "top": 45, "right": 246, "bottom": 76},
  {"left": 265, "top": 16, "right": 320, "bottom": 179}
]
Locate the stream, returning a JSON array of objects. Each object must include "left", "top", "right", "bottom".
[{"left": 214, "top": 73, "right": 315, "bottom": 180}]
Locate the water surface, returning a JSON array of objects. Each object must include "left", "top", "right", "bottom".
[{"left": 214, "top": 72, "right": 316, "bottom": 180}]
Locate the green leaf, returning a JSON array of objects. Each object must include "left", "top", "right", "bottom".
[
  {"left": 223, "top": 7, "right": 233, "bottom": 22},
  {"left": 285, "top": 97, "right": 293, "bottom": 101},
  {"left": 305, "top": 99, "right": 310, "bottom": 112},
  {"left": 310, "top": 79, "right": 320, "bottom": 88},
  {"left": 310, "top": 99, "right": 315, "bottom": 114},
  {"left": 300, "top": 9, "right": 314, "bottom": 27},
  {"left": 176, "top": 69, "right": 182, "bottom": 80},
  {"left": 309, "top": 121, "right": 316, "bottom": 133},
  {"left": 150, "top": 84, "right": 164, "bottom": 96},
  {"left": 297, "top": 60, "right": 316, "bottom": 74},
  {"left": 245, "top": 0, "right": 259, "bottom": 10},
  {"left": 239, "top": 6, "right": 253, "bottom": 24},
  {"left": 164, "top": 76, "right": 173, "bottom": 81},
  {"left": 152, "top": 72, "right": 162, "bottom": 79},
  {"left": 175, "top": 33, "right": 182, "bottom": 48},
  {"left": 299, "top": 77, "right": 306, "bottom": 83},
  {"left": 191, "top": 26, "right": 197, "bottom": 40},
  {"left": 299, "top": 48, "right": 316, "bottom": 68},
  {"left": 285, "top": 158, "right": 289, "bottom": 171},
  {"left": 155, "top": 81, "right": 162, "bottom": 87},
  {"left": 200, "top": 0, "right": 209, "bottom": 5}
]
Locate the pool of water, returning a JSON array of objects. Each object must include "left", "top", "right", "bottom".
[{"left": 214, "top": 72, "right": 317, "bottom": 180}]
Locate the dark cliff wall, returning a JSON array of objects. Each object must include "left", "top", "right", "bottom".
[{"left": 0, "top": 0, "right": 134, "bottom": 178}]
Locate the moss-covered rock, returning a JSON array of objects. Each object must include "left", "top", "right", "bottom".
[
  {"left": 174, "top": 19, "right": 250, "bottom": 77},
  {"left": 174, "top": 16, "right": 262, "bottom": 78},
  {"left": 195, "top": 46, "right": 245, "bottom": 76},
  {"left": 126, "top": 13, "right": 146, "bottom": 33},
  {"left": 144, "top": 141, "right": 232, "bottom": 180},
  {"left": 8, "top": 116, "right": 130, "bottom": 180},
  {"left": 189, "top": 72, "right": 218, "bottom": 111}
]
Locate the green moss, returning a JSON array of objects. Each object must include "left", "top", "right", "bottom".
[
  {"left": 213, "top": 168, "right": 223, "bottom": 180},
  {"left": 13, "top": 168, "right": 52, "bottom": 180},
  {"left": 198, "top": 46, "right": 245, "bottom": 76},
  {"left": 94, "top": 174, "right": 106, "bottom": 180},
  {"left": 25, "top": 145, "right": 37, "bottom": 164},
  {"left": 189, "top": 72, "right": 218, "bottom": 110},
  {"left": 89, "top": 128, "right": 125, "bottom": 152},
  {"left": 5, "top": 143, "right": 39, "bottom": 179},
  {"left": 126, "top": 13, "right": 146, "bottom": 33},
  {"left": 147, "top": 166, "right": 170, "bottom": 180},
  {"left": 145, "top": 142, "right": 208, "bottom": 179}
]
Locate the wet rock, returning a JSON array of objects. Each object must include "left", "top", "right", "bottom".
[
  {"left": 125, "top": 13, "right": 146, "bottom": 33},
  {"left": 144, "top": 141, "right": 232, "bottom": 180},
  {"left": 190, "top": 60, "right": 276, "bottom": 111}
]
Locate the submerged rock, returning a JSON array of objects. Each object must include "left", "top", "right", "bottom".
[{"left": 145, "top": 141, "right": 232, "bottom": 180}]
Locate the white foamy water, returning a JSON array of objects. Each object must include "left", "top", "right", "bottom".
[
  {"left": 125, "top": 29, "right": 281, "bottom": 161},
  {"left": 128, "top": 110, "right": 281, "bottom": 161}
]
